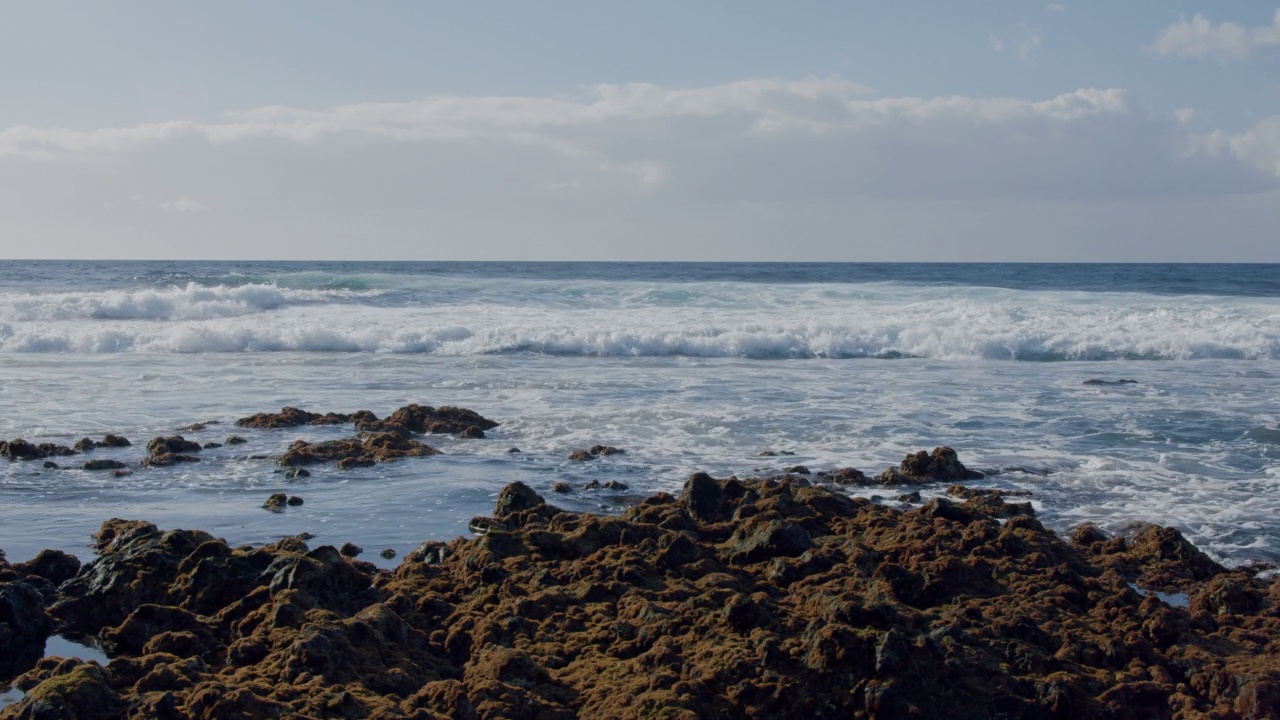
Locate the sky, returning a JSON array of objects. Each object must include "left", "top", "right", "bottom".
[{"left": 1, "top": 1, "right": 1278, "bottom": 261}]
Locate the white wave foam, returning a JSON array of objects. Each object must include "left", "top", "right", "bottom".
[
  {"left": 0, "top": 282, "right": 378, "bottom": 322},
  {"left": 1, "top": 281, "right": 1277, "bottom": 360}
]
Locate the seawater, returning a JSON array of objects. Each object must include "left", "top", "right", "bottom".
[{"left": 1, "top": 262, "right": 1277, "bottom": 568}]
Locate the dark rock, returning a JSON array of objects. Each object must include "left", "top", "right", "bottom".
[
  {"left": 82, "top": 459, "right": 126, "bottom": 471},
  {"left": 140, "top": 454, "right": 199, "bottom": 468},
  {"left": 99, "top": 435, "right": 131, "bottom": 448},
  {"left": 42, "top": 461, "right": 59, "bottom": 470},
  {"left": 379, "top": 548, "right": 397, "bottom": 560},
  {"left": 263, "top": 493, "right": 288, "bottom": 512},
  {"left": 112, "top": 470, "right": 131, "bottom": 478},
  {"left": 178, "top": 423, "right": 207, "bottom": 432},
  {"left": 73, "top": 438, "right": 95, "bottom": 453},
  {"left": 280, "top": 433, "right": 438, "bottom": 468},
  {"left": 567, "top": 450, "right": 594, "bottom": 462},
  {"left": 460, "top": 426, "right": 486, "bottom": 439},
  {"left": 603, "top": 481, "right": 629, "bottom": 491},
  {"left": 785, "top": 465, "right": 810, "bottom": 475},
  {"left": 1083, "top": 378, "right": 1139, "bottom": 386},
  {"left": 235, "top": 407, "right": 331, "bottom": 429},
  {"left": 0, "top": 580, "right": 52, "bottom": 677},
  {"left": 145, "top": 436, "right": 202, "bottom": 457},
  {"left": 15, "top": 549, "right": 81, "bottom": 587},
  {"left": 224, "top": 436, "right": 246, "bottom": 445},
  {"left": 336, "top": 457, "right": 376, "bottom": 470},
  {"left": 878, "top": 447, "right": 982, "bottom": 484},
  {"left": 339, "top": 543, "right": 363, "bottom": 558},
  {"left": 681, "top": 472, "right": 723, "bottom": 522},
  {"left": 286, "top": 496, "right": 304, "bottom": 507},
  {"left": 201, "top": 442, "right": 222, "bottom": 450},
  {"left": 494, "top": 482, "right": 544, "bottom": 518},
  {"left": 552, "top": 482, "right": 573, "bottom": 494},
  {"left": 828, "top": 467, "right": 869, "bottom": 485},
  {"left": 895, "top": 491, "right": 921, "bottom": 502},
  {"left": 724, "top": 516, "right": 812, "bottom": 563},
  {"left": 284, "top": 468, "right": 310, "bottom": 479},
  {"left": 589, "top": 445, "right": 624, "bottom": 456},
  {"left": 507, "top": 447, "right": 521, "bottom": 454}
]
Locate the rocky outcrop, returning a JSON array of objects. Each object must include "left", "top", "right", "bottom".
[
  {"left": 234, "top": 407, "right": 356, "bottom": 429},
  {"left": 5, "top": 477, "right": 1280, "bottom": 719},
  {"left": 235, "top": 404, "right": 499, "bottom": 438},
  {"left": 277, "top": 432, "right": 440, "bottom": 467}
]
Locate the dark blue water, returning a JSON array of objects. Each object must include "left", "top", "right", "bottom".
[{"left": 3, "top": 261, "right": 1279, "bottom": 297}]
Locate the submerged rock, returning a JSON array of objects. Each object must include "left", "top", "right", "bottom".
[{"left": 82, "top": 459, "right": 127, "bottom": 472}]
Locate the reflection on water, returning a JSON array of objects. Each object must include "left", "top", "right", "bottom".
[{"left": 0, "top": 635, "right": 112, "bottom": 709}]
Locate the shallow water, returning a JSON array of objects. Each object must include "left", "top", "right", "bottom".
[{"left": 0, "top": 262, "right": 1277, "bottom": 569}]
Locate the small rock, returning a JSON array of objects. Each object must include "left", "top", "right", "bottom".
[
  {"left": 287, "top": 495, "right": 304, "bottom": 506},
  {"left": 589, "top": 444, "right": 624, "bottom": 456},
  {"left": 285, "top": 468, "right": 311, "bottom": 479},
  {"left": 583, "top": 480, "right": 602, "bottom": 490},
  {"left": 568, "top": 450, "right": 594, "bottom": 462},
  {"left": 461, "top": 426, "right": 486, "bottom": 439},
  {"left": 225, "top": 436, "right": 247, "bottom": 445},
  {"left": 83, "top": 459, "right": 127, "bottom": 471},
  {"left": 42, "top": 461, "right": 59, "bottom": 470},
  {"left": 339, "top": 542, "right": 363, "bottom": 558},
  {"left": 507, "top": 447, "right": 521, "bottom": 454},
  {"left": 603, "top": 480, "right": 630, "bottom": 490},
  {"left": 758, "top": 450, "right": 778, "bottom": 457},
  {"left": 112, "top": 470, "right": 132, "bottom": 478},
  {"left": 74, "top": 437, "right": 95, "bottom": 453},
  {"left": 896, "top": 491, "right": 921, "bottom": 502},
  {"left": 178, "top": 423, "right": 207, "bottom": 432},
  {"left": 785, "top": 465, "right": 810, "bottom": 475},
  {"left": 552, "top": 482, "right": 573, "bottom": 494},
  {"left": 379, "top": 548, "right": 397, "bottom": 560},
  {"left": 202, "top": 442, "right": 223, "bottom": 449},
  {"left": 263, "top": 493, "right": 288, "bottom": 512},
  {"left": 99, "top": 434, "right": 132, "bottom": 448}
]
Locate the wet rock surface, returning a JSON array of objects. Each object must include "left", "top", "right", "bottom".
[
  {"left": 2, "top": 469, "right": 1279, "bottom": 720},
  {"left": 278, "top": 432, "right": 440, "bottom": 468}
]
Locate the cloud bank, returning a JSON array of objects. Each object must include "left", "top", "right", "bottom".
[{"left": 0, "top": 78, "right": 1277, "bottom": 260}]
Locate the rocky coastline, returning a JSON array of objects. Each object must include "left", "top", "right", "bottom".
[{"left": 2, "top": 409, "right": 1280, "bottom": 719}]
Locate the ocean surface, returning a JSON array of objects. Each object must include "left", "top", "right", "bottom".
[{"left": 2, "top": 261, "right": 1278, "bottom": 572}]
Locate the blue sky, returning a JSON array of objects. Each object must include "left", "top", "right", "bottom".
[{"left": 1, "top": 1, "right": 1278, "bottom": 260}]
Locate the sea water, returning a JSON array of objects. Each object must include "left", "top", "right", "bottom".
[{"left": 1, "top": 262, "right": 1277, "bottom": 568}]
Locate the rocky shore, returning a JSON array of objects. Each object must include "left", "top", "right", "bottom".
[{"left": 3, "top": 446, "right": 1280, "bottom": 719}]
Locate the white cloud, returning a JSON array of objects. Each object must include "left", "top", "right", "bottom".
[
  {"left": 1151, "top": 10, "right": 1280, "bottom": 62},
  {"left": 990, "top": 35, "right": 1005, "bottom": 52},
  {"left": 1200, "top": 116, "right": 1280, "bottom": 177},
  {"left": 0, "top": 80, "right": 1272, "bottom": 208},
  {"left": 1019, "top": 33, "right": 1043, "bottom": 62},
  {"left": 160, "top": 196, "right": 203, "bottom": 212}
]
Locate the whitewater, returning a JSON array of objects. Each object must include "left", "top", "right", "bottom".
[{"left": 1, "top": 261, "right": 1278, "bottom": 571}]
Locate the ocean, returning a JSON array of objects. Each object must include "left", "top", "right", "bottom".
[{"left": 1, "top": 261, "right": 1278, "bottom": 569}]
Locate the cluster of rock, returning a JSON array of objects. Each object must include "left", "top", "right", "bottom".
[
  {"left": 235, "top": 404, "right": 499, "bottom": 468},
  {"left": 1, "top": 404, "right": 498, "bottom": 477},
  {"left": 236, "top": 405, "right": 498, "bottom": 440},
  {"left": 4, "top": 460, "right": 1280, "bottom": 718}
]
